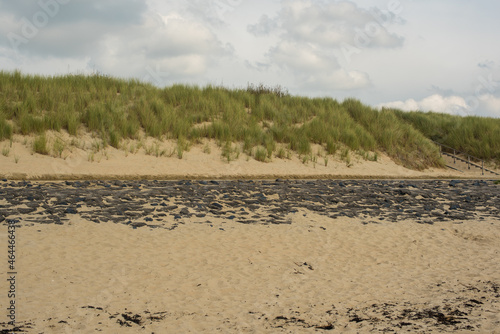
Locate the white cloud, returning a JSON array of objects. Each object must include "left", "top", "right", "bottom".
[
  {"left": 247, "top": 0, "right": 404, "bottom": 93},
  {"left": 247, "top": 14, "right": 278, "bottom": 36},
  {"left": 250, "top": 0, "right": 404, "bottom": 48},
  {"left": 269, "top": 41, "right": 328, "bottom": 72},
  {"left": 475, "top": 94, "right": 500, "bottom": 118},
  {"left": 267, "top": 41, "right": 369, "bottom": 91},
  {"left": 377, "top": 93, "right": 500, "bottom": 118},
  {"left": 88, "top": 13, "right": 229, "bottom": 82},
  {"left": 377, "top": 94, "right": 468, "bottom": 114},
  {"left": 304, "top": 68, "right": 370, "bottom": 91},
  {"left": 0, "top": 1, "right": 230, "bottom": 84}
]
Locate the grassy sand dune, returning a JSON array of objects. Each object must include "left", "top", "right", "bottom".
[{"left": 1, "top": 70, "right": 499, "bottom": 179}]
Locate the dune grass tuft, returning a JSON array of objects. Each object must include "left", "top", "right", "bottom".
[{"left": 33, "top": 135, "right": 49, "bottom": 155}]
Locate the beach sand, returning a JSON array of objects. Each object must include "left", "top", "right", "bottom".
[{"left": 2, "top": 208, "right": 500, "bottom": 333}]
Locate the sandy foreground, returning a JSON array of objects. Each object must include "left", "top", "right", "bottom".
[{"left": 1, "top": 213, "right": 499, "bottom": 333}]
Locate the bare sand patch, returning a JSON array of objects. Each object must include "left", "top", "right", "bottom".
[{"left": 2, "top": 212, "right": 499, "bottom": 333}]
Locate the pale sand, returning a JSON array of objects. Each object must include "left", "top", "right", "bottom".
[
  {"left": 2, "top": 136, "right": 496, "bottom": 180},
  {"left": 2, "top": 212, "right": 499, "bottom": 333}
]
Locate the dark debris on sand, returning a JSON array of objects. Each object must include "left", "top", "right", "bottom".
[
  {"left": 0, "top": 179, "right": 498, "bottom": 229},
  {"left": 257, "top": 280, "right": 500, "bottom": 333}
]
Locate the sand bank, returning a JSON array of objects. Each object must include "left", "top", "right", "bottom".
[{"left": 2, "top": 137, "right": 498, "bottom": 180}]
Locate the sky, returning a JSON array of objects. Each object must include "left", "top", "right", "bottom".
[{"left": 1, "top": 0, "right": 500, "bottom": 117}]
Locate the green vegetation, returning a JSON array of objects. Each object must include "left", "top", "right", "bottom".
[
  {"left": 254, "top": 147, "right": 268, "bottom": 162},
  {"left": 1, "top": 145, "right": 9, "bottom": 157},
  {"left": 394, "top": 110, "right": 500, "bottom": 166},
  {"left": 0, "top": 70, "right": 498, "bottom": 169},
  {"left": 33, "top": 135, "right": 48, "bottom": 155},
  {"left": 343, "top": 99, "right": 443, "bottom": 170}
]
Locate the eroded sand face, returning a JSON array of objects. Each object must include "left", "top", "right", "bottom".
[
  {"left": 1, "top": 136, "right": 493, "bottom": 180},
  {"left": 0, "top": 180, "right": 499, "bottom": 333}
]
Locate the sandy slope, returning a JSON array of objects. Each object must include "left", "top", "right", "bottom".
[
  {"left": 2, "top": 212, "right": 499, "bottom": 333},
  {"left": 0, "top": 136, "right": 493, "bottom": 180}
]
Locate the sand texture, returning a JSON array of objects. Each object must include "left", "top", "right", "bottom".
[{"left": 1, "top": 180, "right": 499, "bottom": 333}]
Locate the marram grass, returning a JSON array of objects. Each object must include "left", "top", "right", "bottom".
[
  {"left": 1, "top": 70, "right": 497, "bottom": 169},
  {"left": 394, "top": 109, "right": 500, "bottom": 165}
]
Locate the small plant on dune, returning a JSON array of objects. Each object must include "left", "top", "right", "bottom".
[
  {"left": 265, "top": 140, "right": 275, "bottom": 159},
  {"left": 176, "top": 138, "right": 186, "bottom": 159},
  {"left": 145, "top": 144, "right": 153, "bottom": 156},
  {"left": 2, "top": 146, "right": 9, "bottom": 157},
  {"left": 254, "top": 147, "right": 267, "bottom": 162},
  {"left": 91, "top": 139, "right": 104, "bottom": 153},
  {"left": 109, "top": 129, "right": 120, "bottom": 148},
  {"left": 122, "top": 141, "right": 133, "bottom": 156},
  {"left": 145, "top": 141, "right": 167, "bottom": 157},
  {"left": 33, "top": 135, "right": 49, "bottom": 155},
  {"left": 70, "top": 138, "right": 80, "bottom": 148},
  {"left": 157, "top": 146, "right": 167, "bottom": 157},
  {"left": 136, "top": 139, "right": 144, "bottom": 151},
  {"left": 275, "top": 146, "right": 286, "bottom": 159},
  {"left": 221, "top": 141, "right": 230, "bottom": 162},
  {"left": 53, "top": 138, "right": 66, "bottom": 157},
  {"left": 203, "top": 142, "right": 211, "bottom": 154},
  {"left": 221, "top": 141, "right": 240, "bottom": 163},
  {"left": 14, "top": 155, "right": 19, "bottom": 164},
  {"left": 341, "top": 148, "right": 352, "bottom": 167},
  {"left": 340, "top": 148, "right": 349, "bottom": 160},
  {"left": 358, "top": 150, "right": 378, "bottom": 162},
  {"left": 324, "top": 156, "right": 328, "bottom": 167},
  {"left": 326, "top": 139, "right": 338, "bottom": 155}
]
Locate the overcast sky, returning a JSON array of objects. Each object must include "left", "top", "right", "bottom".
[{"left": 1, "top": 0, "right": 499, "bottom": 117}]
